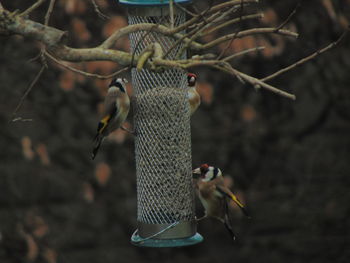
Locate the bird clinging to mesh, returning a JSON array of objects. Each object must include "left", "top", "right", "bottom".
[
  {"left": 187, "top": 73, "right": 201, "bottom": 116},
  {"left": 193, "top": 164, "right": 250, "bottom": 240},
  {"left": 92, "top": 78, "right": 130, "bottom": 160}
]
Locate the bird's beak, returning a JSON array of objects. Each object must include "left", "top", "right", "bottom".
[
  {"left": 230, "top": 193, "right": 251, "bottom": 218},
  {"left": 192, "top": 168, "right": 201, "bottom": 179}
]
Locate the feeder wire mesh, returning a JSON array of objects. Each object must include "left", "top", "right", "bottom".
[{"left": 129, "top": 12, "right": 195, "bottom": 233}]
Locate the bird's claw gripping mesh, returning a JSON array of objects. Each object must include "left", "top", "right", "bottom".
[{"left": 129, "top": 12, "right": 196, "bottom": 238}]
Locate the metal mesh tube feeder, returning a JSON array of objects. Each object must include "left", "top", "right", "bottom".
[{"left": 119, "top": 0, "right": 203, "bottom": 247}]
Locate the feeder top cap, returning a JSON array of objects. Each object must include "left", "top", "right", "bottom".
[{"left": 119, "top": 0, "right": 191, "bottom": 6}]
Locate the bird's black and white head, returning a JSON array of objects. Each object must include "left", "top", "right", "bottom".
[
  {"left": 109, "top": 78, "right": 128, "bottom": 93},
  {"left": 187, "top": 73, "right": 197, "bottom": 87},
  {"left": 193, "top": 163, "right": 222, "bottom": 182}
]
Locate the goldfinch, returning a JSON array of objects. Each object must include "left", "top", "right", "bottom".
[
  {"left": 187, "top": 73, "right": 200, "bottom": 116},
  {"left": 193, "top": 164, "right": 250, "bottom": 240},
  {"left": 92, "top": 78, "right": 130, "bottom": 159}
]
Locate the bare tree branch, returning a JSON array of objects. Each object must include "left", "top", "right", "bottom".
[
  {"left": 91, "top": 0, "right": 110, "bottom": 20},
  {"left": 0, "top": 8, "right": 66, "bottom": 46},
  {"left": 203, "top": 13, "right": 264, "bottom": 37},
  {"left": 20, "top": 0, "right": 46, "bottom": 17},
  {"left": 261, "top": 28, "right": 349, "bottom": 82},
  {"left": 169, "top": 0, "right": 175, "bottom": 29},
  {"left": 45, "top": 51, "right": 128, "bottom": 79},
  {"left": 2, "top": 1, "right": 341, "bottom": 101},
  {"left": 11, "top": 66, "right": 46, "bottom": 120},
  {"left": 200, "top": 28, "right": 298, "bottom": 50},
  {"left": 44, "top": 0, "right": 55, "bottom": 26},
  {"left": 275, "top": 2, "right": 301, "bottom": 32},
  {"left": 173, "top": 1, "right": 197, "bottom": 17},
  {"left": 223, "top": 46, "right": 265, "bottom": 62},
  {"left": 205, "top": 62, "right": 296, "bottom": 100}
]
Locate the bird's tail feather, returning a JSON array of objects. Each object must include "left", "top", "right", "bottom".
[
  {"left": 223, "top": 199, "right": 236, "bottom": 241},
  {"left": 223, "top": 220, "right": 236, "bottom": 241},
  {"left": 92, "top": 135, "right": 103, "bottom": 160}
]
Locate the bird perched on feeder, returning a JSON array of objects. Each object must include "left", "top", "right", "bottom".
[
  {"left": 92, "top": 78, "right": 130, "bottom": 160},
  {"left": 187, "top": 73, "right": 200, "bottom": 116},
  {"left": 192, "top": 164, "right": 250, "bottom": 240}
]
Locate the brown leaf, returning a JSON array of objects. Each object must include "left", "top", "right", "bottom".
[
  {"left": 59, "top": 70, "right": 75, "bottom": 91},
  {"left": 219, "top": 36, "right": 258, "bottom": 54},
  {"left": 36, "top": 143, "right": 50, "bottom": 166},
  {"left": 21, "top": 136, "right": 35, "bottom": 160},
  {"left": 201, "top": 31, "right": 217, "bottom": 43},
  {"left": 17, "top": 223, "right": 39, "bottom": 262},
  {"left": 85, "top": 61, "right": 117, "bottom": 75},
  {"left": 322, "top": 0, "right": 337, "bottom": 20},
  {"left": 261, "top": 8, "right": 278, "bottom": 26},
  {"left": 240, "top": 104, "right": 257, "bottom": 122},
  {"left": 95, "top": 162, "right": 111, "bottom": 186},
  {"left": 95, "top": 0, "right": 108, "bottom": 9},
  {"left": 103, "top": 16, "right": 128, "bottom": 38},
  {"left": 82, "top": 182, "right": 94, "bottom": 202},
  {"left": 33, "top": 222, "right": 49, "bottom": 239},
  {"left": 103, "top": 16, "right": 130, "bottom": 50},
  {"left": 42, "top": 248, "right": 57, "bottom": 263},
  {"left": 25, "top": 213, "right": 49, "bottom": 238},
  {"left": 197, "top": 81, "right": 213, "bottom": 105},
  {"left": 94, "top": 79, "right": 110, "bottom": 95},
  {"left": 24, "top": 233, "right": 39, "bottom": 261},
  {"left": 60, "top": 0, "right": 87, "bottom": 15},
  {"left": 71, "top": 18, "right": 91, "bottom": 42},
  {"left": 338, "top": 14, "right": 349, "bottom": 29}
]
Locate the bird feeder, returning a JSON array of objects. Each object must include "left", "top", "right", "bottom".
[{"left": 119, "top": 0, "right": 203, "bottom": 247}]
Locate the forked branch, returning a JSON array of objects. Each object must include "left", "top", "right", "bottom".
[{"left": 0, "top": 0, "right": 346, "bottom": 101}]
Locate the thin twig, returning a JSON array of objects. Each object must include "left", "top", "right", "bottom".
[
  {"left": 91, "top": 0, "right": 110, "bottom": 20},
  {"left": 216, "top": 31, "right": 238, "bottom": 60},
  {"left": 174, "top": 0, "right": 258, "bottom": 34},
  {"left": 174, "top": 1, "right": 197, "bottom": 17},
  {"left": 203, "top": 13, "right": 263, "bottom": 37},
  {"left": 27, "top": 52, "right": 42, "bottom": 63},
  {"left": 222, "top": 46, "right": 265, "bottom": 62},
  {"left": 11, "top": 66, "right": 46, "bottom": 119},
  {"left": 235, "top": 68, "right": 296, "bottom": 100},
  {"left": 216, "top": 0, "right": 245, "bottom": 60},
  {"left": 44, "top": 0, "right": 55, "bottom": 25},
  {"left": 214, "top": 63, "right": 296, "bottom": 100},
  {"left": 201, "top": 27, "right": 298, "bottom": 50},
  {"left": 164, "top": 9, "right": 224, "bottom": 58},
  {"left": 275, "top": 2, "right": 301, "bottom": 32},
  {"left": 261, "top": 28, "right": 349, "bottom": 82},
  {"left": 20, "top": 0, "right": 46, "bottom": 17},
  {"left": 40, "top": 0, "right": 56, "bottom": 67},
  {"left": 176, "top": 7, "right": 236, "bottom": 58},
  {"left": 169, "top": 0, "right": 174, "bottom": 29},
  {"left": 130, "top": 17, "right": 166, "bottom": 71},
  {"left": 45, "top": 51, "right": 128, "bottom": 79}
]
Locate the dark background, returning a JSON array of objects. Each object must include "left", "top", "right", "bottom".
[{"left": 1, "top": 0, "right": 349, "bottom": 262}]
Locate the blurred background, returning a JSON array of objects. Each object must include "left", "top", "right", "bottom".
[{"left": 0, "top": 0, "right": 349, "bottom": 262}]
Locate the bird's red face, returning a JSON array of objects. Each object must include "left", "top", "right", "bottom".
[
  {"left": 199, "top": 163, "right": 209, "bottom": 175},
  {"left": 187, "top": 73, "right": 197, "bottom": 87},
  {"left": 192, "top": 163, "right": 209, "bottom": 179}
]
